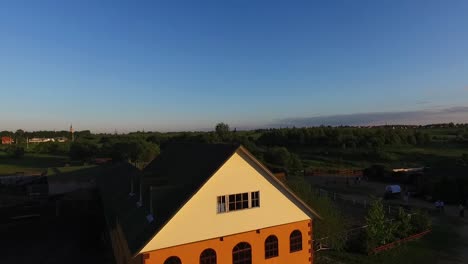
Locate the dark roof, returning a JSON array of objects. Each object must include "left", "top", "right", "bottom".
[
  {"left": 142, "top": 143, "right": 240, "bottom": 231},
  {"left": 97, "top": 163, "right": 156, "bottom": 255},
  {"left": 97, "top": 143, "right": 239, "bottom": 256}
]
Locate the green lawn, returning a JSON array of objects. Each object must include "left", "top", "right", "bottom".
[
  {"left": 317, "top": 217, "right": 466, "bottom": 264},
  {"left": 294, "top": 144, "right": 466, "bottom": 170},
  {"left": 0, "top": 151, "right": 101, "bottom": 182},
  {"left": 0, "top": 152, "right": 67, "bottom": 175}
]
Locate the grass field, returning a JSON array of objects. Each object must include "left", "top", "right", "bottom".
[
  {"left": 0, "top": 152, "right": 67, "bottom": 175},
  {"left": 0, "top": 151, "right": 101, "bottom": 183},
  {"left": 317, "top": 216, "right": 466, "bottom": 264},
  {"left": 294, "top": 143, "right": 466, "bottom": 170}
]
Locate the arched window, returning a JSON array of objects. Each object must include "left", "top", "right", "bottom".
[
  {"left": 164, "top": 256, "right": 181, "bottom": 264},
  {"left": 290, "top": 230, "right": 302, "bottom": 252},
  {"left": 265, "top": 235, "right": 279, "bottom": 259},
  {"left": 200, "top": 248, "right": 217, "bottom": 264},
  {"left": 233, "top": 242, "right": 252, "bottom": 264}
]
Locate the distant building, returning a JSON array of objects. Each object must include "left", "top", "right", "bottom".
[
  {"left": 28, "top": 137, "right": 70, "bottom": 143},
  {"left": 1, "top": 136, "right": 14, "bottom": 145},
  {"left": 28, "top": 138, "right": 55, "bottom": 143},
  {"left": 98, "top": 143, "right": 320, "bottom": 264},
  {"left": 56, "top": 137, "right": 68, "bottom": 143}
]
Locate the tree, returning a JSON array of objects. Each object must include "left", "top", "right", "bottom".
[
  {"left": 5, "top": 145, "right": 25, "bottom": 159},
  {"left": 110, "top": 139, "right": 160, "bottom": 164},
  {"left": 136, "top": 141, "right": 160, "bottom": 163},
  {"left": 365, "top": 199, "right": 395, "bottom": 250},
  {"left": 410, "top": 210, "right": 431, "bottom": 233},
  {"left": 287, "top": 176, "right": 346, "bottom": 251},
  {"left": 215, "top": 122, "right": 230, "bottom": 141},
  {"left": 14, "top": 129, "right": 25, "bottom": 144},
  {"left": 394, "top": 207, "right": 412, "bottom": 238},
  {"left": 288, "top": 153, "right": 303, "bottom": 172},
  {"left": 69, "top": 141, "right": 98, "bottom": 161},
  {"left": 264, "top": 147, "right": 291, "bottom": 166}
]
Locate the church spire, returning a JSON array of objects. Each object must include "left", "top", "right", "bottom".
[{"left": 70, "top": 124, "right": 74, "bottom": 142}]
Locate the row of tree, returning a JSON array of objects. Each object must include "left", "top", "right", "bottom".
[
  {"left": 257, "top": 127, "right": 436, "bottom": 149},
  {"left": 69, "top": 137, "right": 160, "bottom": 165},
  {"left": 3, "top": 123, "right": 468, "bottom": 154}
]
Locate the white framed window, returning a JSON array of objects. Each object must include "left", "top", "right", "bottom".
[
  {"left": 251, "top": 191, "right": 260, "bottom": 208},
  {"left": 217, "top": 191, "right": 260, "bottom": 213},
  {"left": 217, "top": 196, "right": 226, "bottom": 213}
]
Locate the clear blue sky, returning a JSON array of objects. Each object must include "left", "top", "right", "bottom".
[{"left": 1, "top": 0, "right": 468, "bottom": 132}]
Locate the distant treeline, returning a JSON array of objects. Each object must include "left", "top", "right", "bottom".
[
  {"left": 258, "top": 127, "right": 436, "bottom": 148},
  {"left": 2, "top": 124, "right": 468, "bottom": 153},
  {"left": 2, "top": 123, "right": 468, "bottom": 163},
  {"left": 0, "top": 129, "right": 92, "bottom": 139}
]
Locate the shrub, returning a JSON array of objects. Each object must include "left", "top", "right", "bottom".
[
  {"left": 393, "top": 207, "right": 412, "bottom": 239},
  {"left": 287, "top": 176, "right": 346, "bottom": 251},
  {"left": 365, "top": 199, "right": 396, "bottom": 250},
  {"left": 5, "top": 145, "right": 25, "bottom": 159},
  {"left": 410, "top": 210, "right": 432, "bottom": 233},
  {"left": 69, "top": 141, "right": 98, "bottom": 161},
  {"left": 264, "top": 147, "right": 291, "bottom": 166}
]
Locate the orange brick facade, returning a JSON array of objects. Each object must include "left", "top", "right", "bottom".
[{"left": 142, "top": 219, "right": 313, "bottom": 264}]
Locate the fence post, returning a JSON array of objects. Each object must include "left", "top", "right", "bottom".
[
  {"left": 388, "top": 206, "right": 391, "bottom": 214},
  {"left": 364, "top": 200, "right": 367, "bottom": 208}
]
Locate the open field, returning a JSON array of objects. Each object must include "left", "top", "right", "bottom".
[
  {"left": 0, "top": 152, "right": 67, "bottom": 175},
  {"left": 0, "top": 151, "right": 101, "bottom": 180},
  {"left": 294, "top": 143, "right": 466, "bottom": 170}
]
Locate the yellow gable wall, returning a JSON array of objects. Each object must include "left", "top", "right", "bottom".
[{"left": 140, "top": 150, "right": 310, "bottom": 253}]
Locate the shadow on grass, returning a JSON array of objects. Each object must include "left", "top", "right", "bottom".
[
  {"left": 0, "top": 153, "right": 67, "bottom": 174},
  {"left": 47, "top": 165, "right": 103, "bottom": 183}
]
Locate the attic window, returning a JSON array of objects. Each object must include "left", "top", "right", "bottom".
[
  {"left": 217, "top": 191, "right": 260, "bottom": 213},
  {"left": 217, "top": 196, "right": 226, "bottom": 213},
  {"left": 251, "top": 191, "right": 260, "bottom": 208}
]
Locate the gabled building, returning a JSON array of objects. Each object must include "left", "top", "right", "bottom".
[{"left": 98, "top": 143, "right": 320, "bottom": 264}]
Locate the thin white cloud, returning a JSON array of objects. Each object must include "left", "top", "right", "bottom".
[{"left": 272, "top": 106, "right": 468, "bottom": 127}]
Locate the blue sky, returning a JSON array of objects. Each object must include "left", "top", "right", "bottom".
[{"left": 1, "top": 0, "right": 467, "bottom": 132}]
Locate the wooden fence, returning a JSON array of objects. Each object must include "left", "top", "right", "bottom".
[
  {"left": 369, "top": 230, "right": 432, "bottom": 254},
  {"left": 315, "top": 188, "right": 411, "bottom": 216}
]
